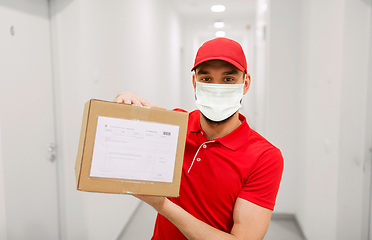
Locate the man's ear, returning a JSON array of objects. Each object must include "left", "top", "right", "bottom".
[
  {"left": 243, "top": 73, "right": 251, "bottom": 95},
  {"left": 192, "top": 73, "right": 196, "bottom": 91}
]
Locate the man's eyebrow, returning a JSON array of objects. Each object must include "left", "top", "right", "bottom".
[
  {"left": 222, "top": 70, "right": 239, "bottom": 75},
  {"left": 196, "top": 69, "right": 210, "bottom": 75}
]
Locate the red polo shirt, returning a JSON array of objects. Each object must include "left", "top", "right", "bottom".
[{"left": 151, "top": 110, "right": 283, "bottom": 239}]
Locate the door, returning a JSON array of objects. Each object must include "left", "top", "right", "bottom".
[{"left": 0, "top": 1, "right": 60, "bottom": 239}]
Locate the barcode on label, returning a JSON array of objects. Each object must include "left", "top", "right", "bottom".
[{"left": 163, "top": 131, "right": 171, "bottom": 136}]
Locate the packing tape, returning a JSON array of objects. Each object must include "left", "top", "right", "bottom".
[{"left": 130, "top": 105, "right": 151, "bottom": 120}]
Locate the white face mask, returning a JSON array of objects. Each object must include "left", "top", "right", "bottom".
[{"left": 195, "top": 81, "right": 244, "bottom": 122}]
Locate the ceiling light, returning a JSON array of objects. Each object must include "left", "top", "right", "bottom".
[
  {"left": 214, "top": 21, "right": 225, "bottom": 28},
  {"left": 260, "top": 3, "right": 268, "bottom": 13},
  {"left": 211, "top": 5, "right": 225, "bottom": 13},
  {"left": 215, "top": 31, "right": 226, "bottom": 37}
]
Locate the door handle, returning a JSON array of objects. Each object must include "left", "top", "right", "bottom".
[{"left": 47, "top": 142, "right": 56, "bottom": 162}]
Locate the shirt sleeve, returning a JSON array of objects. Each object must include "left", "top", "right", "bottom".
[
  {"left": 172, "top": 108, "right": 188, "bottom": 113},
  {"left": 238, "top": 147, "right": 284, "bottom": 211}
]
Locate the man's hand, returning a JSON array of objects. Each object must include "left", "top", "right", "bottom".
[
  {"left": 114, "top": 91, "right": 165, "bottom": 109},
  {"left": 134, "top": 195, "right": 166, "bottom": 213}
]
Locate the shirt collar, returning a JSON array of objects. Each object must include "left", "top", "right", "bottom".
[
  {"left": 189, "top": 110, "right": 252, "bottom": 151},
  {"left": 189, "top": 110, "right": 202, "bottom": 133}
]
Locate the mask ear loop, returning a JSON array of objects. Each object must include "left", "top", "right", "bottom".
[{"left": 187, "top": 140, "right": 216, "bottom": 173}]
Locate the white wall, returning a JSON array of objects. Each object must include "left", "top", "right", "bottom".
[
  {"left": 263, "top": 0, "right": 372, "bottom": 239},
  {"left": 366, "top": 3, "right": 372, "bottom": 238},
  {"left": 254, "top": 0, "right": 269, "bottom": 135},
  {"left": 336, "top": 0, "right": 371, "bottom": 238},
  {"left": 254, "top": 0, "right": 300, "bottom": 215},
  {"left": 252, "top": 3, "right": 302, "bottom": 216},
  {"left": 49, "top": 0, "right": 182, "bottom": 239},
  {"left": 0, "top": 1, "right": 61, "bottom": 239},
  {"left": 296, "top": 1, "right": 345, "bottom": 238},
  {"left": 0, "top": 116, "right": 7, "bottom": 240}
]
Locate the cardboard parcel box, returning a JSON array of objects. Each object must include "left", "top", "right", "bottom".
[{"left": 75, "top": 99, "right": 189, "bottom": 197}]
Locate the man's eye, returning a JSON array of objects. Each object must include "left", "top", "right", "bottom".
[
  {"left": 225, "top": 78, "right": 234, "bottom": 82},
  {"left": 201, "top": 78, "right": 211, "bottom": 82}
]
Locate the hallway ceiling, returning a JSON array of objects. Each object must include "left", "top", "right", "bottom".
[
  {"left": 173, "top": 0, "right": 256, "bottom": 19},
  {"left": 172, "top": 0, "right": 256, "bottom": 37}
]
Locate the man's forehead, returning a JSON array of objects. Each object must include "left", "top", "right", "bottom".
[{"left": 196, "top": 60, "right": 241, "bottom": 74}]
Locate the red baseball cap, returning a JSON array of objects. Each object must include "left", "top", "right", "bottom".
[{"left": 191, "top": 37, "right": 247, "bottom": 73}]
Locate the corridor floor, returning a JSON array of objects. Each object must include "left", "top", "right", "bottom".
[{"left": 118, "top": 202, "right": 306, "bottom": 240}]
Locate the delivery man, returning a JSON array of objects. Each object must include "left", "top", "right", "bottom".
[{"left": 114, "top": 37, "right": 284, "bottom": 240}]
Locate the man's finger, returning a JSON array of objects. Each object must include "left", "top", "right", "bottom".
[
  {"left": 114, "top": 91, "right": 165, "bottom": 109},
  {"left": 122, "top": 96, "right": 133, "bottom": 105},
  {"left": 131, "top": 97, "right": 143, "bottom": 106},
  {"left": 114, "top": 96, "right": 123, "bottom": 103},
  {"left": 136, "top": 96, "right": 151, "bottom": 107}
]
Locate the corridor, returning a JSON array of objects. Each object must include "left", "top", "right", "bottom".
[{"left": 0, "top": 0, "right": 371, "bottom": 239}]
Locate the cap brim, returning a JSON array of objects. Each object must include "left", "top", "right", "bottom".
[{"left": 191, "top": 57, "right": 246, "bottom": 73}]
